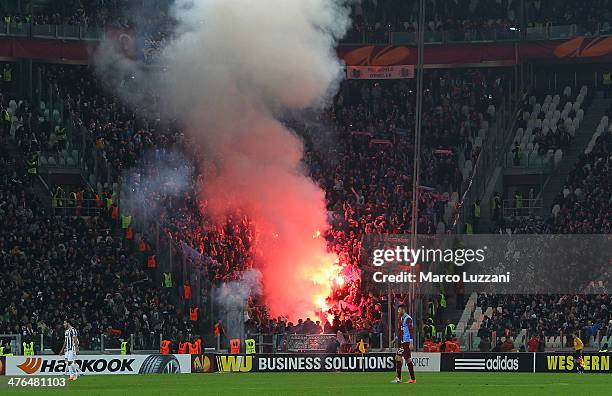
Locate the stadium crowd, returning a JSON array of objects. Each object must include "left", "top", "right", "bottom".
[
  {"left": 3, "top": 0, "right": 612, "bottom": 40},
  {"left": 0, "top": 62, "right": 504, "bottom": 349},
  {"left": 0, "top": 85, "right": 199, "bottom": 354},
  {"left": 0, "top": 50, "right": 608, "bottom": 353},
  {"left": 479, "top": 100, "right": 612, "bottom": 349}
]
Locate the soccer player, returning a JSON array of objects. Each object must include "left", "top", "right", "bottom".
[
  {"left": 573, "top": 332, "right": 583, "bottom": 356},
  {"left": 573, "top": 332, "right": 583, "bottom": 374},
  {"left": 391, "top": 304, "right": 416, "bottom": 384},
  {"left": 60, "top": 319, "right": 81, "bottom": 380},
  {"left": 575, "top": 351, "right": 585, "bottom": 374}
]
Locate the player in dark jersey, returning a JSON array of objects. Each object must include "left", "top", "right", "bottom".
[{"left": 391, "top": 304, "right": 416, "bottom": 383}]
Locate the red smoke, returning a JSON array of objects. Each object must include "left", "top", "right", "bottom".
[{"left": 196, "top": 110, "right": 340, "bottom": 320}]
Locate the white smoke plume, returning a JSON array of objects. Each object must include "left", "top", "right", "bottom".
[
  {"left": 121, "top": 150, "right": 194, "bottom": 222},
  {"left": 213, "top": 268, "right": 262, "bottom": 340},
  {"left": 97, "top": 0, "right": 352, "bottom": 320}
]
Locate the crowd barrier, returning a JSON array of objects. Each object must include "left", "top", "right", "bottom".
[{"left": 2, "top": 352, "right": 609, "bottom": 376}]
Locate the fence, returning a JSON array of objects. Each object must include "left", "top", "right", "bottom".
[
  {"left": 35, "top": 332, "right": 162, "bottom": 355},
  {"left": 244, "top": 332, "right": 387, "bottom": 353},
  {"left": 50, "top": 197, "right": 105, "bottom": 216},
  {"left": 1, "top": 21, "right": 610, "bottom": 45},
  {"left": 504, "top": 150, "right": 555, "bottom": 172},
  {"left": 502, "top": 198, "right": 544, "bottom": 218},
  {"left": 461, "top": 329, "right": 611, "bottom": 352},
  {"left": 0, "top": 21, "right": 104, "bottom": 40}
]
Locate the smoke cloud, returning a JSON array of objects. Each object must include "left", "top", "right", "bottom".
[
  {"left": 214, "top": 268, "right": 262, "bottom": 339},
  {"left": 97, "top": 0, "right": 352, "bottom": 320},
  {"left": 121, "top": 150, "right": 194, "bottom": 223}
]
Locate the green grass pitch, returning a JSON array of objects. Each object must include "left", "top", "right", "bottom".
[{"left": 4, "top": 372, "right": 610, "bottom": 395}]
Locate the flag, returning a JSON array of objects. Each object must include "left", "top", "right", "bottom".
[{"left": 358, "top": 339, "right": 366, "bottom": 354}]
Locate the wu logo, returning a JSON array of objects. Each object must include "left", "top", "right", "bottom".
[{"left": 216, "top": 355, "right": 253, "bottom": 372}]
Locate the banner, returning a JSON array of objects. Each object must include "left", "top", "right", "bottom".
[
  {"left": 346, "top": 65, "right": 414, "bottom": 79},
  {"left": 535, "top": 352, "right": 611, "bottom": 373},
  {"left": 440, "top": 353, "right": 534, "bottom": 372},
  {"left": 2, "top": 36, "right": 612, "bottom": 66},
  {"left": 191, "top": 352, "right": 440, "bottom": 373},
  {"left": 191, "top": 354, "right": 217, "bottom": 373},
  {"left": 5, "top": 354, "right": 191, "bottom": 376},
  {"left": 404, "top": 352, "right": 441, "bottom": 372},
  {"left": 285, "top": 334, "right": 337, "bottom": 352},
  {"left": 193, "top": 353, "right": 395, "bottom": 373}
]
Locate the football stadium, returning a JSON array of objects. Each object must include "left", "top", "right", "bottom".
[{"left": 0, "top": 0, "right": 611, "bottom": 395}]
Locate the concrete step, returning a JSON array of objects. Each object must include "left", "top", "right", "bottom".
[{"left": 540, "top": 97, "right": 611, "bottom": 212}]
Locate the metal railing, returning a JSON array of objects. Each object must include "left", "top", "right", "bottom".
[
  {"left": 502, "top": 198, "right": 544, "bottom": 218},
  {"left": 373, "top": 24, "right": 609, "bottom": 45},
  {"left": 246, "top": 332, "right": 387, "bottom": 353},
  {"left": 51, "top": 198, "right": 105, "bottom": 216},
  {"left": 0, "top": 21, "right": 104, "bottom": 40},
  {"left": 37, "top": 333, "right": 160, "bottom": 354},
  {"left": 1, "top": 21, "right": 610, "bottom": 44},
  {"left": 504, "top": 150, "right": 555, "bottom": 172},
  {"left": 461, "top": 329, "right": 612, "bottom": 352}
]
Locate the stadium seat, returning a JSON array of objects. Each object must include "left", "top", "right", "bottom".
[
  {"left": 534, "top": 119, "right": 542, "bottom": 129},
  {"left": 563, "top": 86, "right": 571, "bottom": 98},
  {"left": 487, "top": 104, "right": 495, "bottom": 118},
  {"left": 553, "top": 149, "right": 563, "bottom": 167},
  {"left": 515, "top": 128, "right": 524, "bottom": 140},
  {"left": 551, "top": 204, "right": 560, "bottom": 217},
  {"left": 533, "top": 103, "right": 541, "bottom": 115},
  {"left": 522, "top": 111, "right": 530, "bottom": 121}
]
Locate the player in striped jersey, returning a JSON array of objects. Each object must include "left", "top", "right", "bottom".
[
  {"left": 60, "top": 319, "right": 82, "bottom": 380},
  {"left": 391, "top": 304, "right": 416, "bottom": 384}
]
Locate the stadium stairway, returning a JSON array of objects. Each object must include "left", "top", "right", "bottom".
[
  {"left": 455, "top": 293, "right": 478, "bottom": 347},
  {"left": 538, "top": 97, "right": 611, "bottom": 213},
  {"left": 1, "top": 134, "right": 53, "bottom": 211}
]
